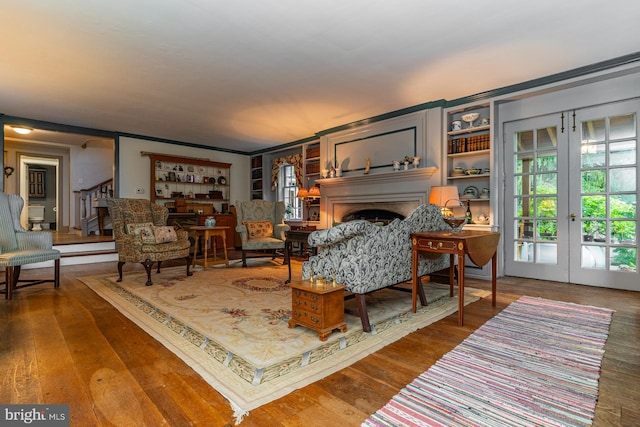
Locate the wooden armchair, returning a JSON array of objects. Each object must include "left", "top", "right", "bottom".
[
  {"left": 107, "top": 198, "right": 192, "bottom": 286},
  {"left": 0, "top": 193, "right": 60, "bottom": 299}
]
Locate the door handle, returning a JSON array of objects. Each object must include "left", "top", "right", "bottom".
[{"left": 570, "top": 213, "right": 576, "bottom": 221}]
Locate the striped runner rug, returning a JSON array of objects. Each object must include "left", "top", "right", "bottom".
[{"left": 363, "top": 296, "right": 614, "bottom": 427}]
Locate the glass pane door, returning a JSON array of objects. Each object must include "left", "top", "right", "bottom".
[
  {"left": 504, "top": 116, "right": 569, "bottom": 282},
  {"left": 505, "top": 99, "right": 639, "bottom": 290},
  {"left": 569, "top": 102, "right": 639, "bottom": 290}
]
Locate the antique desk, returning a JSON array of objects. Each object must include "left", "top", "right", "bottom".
[
  {"left": 190, "top": 225, "right": 230, "bottom": 269},
  {"left": 288, "top": 279, "right": 347, "bottom": 341},
  {"left": 411, "top": 230, "right": 500, "bottom": 326},
  {"left": 284, "top": 228, "right": 319, "bottom": 283}
]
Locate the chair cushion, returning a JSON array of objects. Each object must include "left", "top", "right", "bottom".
[
  {"left": 244, "top": 220, "right": 274, "bottom": 239},
  {"left": 152, "top": 226, "right": 178, "bottom": 243},
  {"left": 126, "top": 222, "right": 155, "bottom": 243}
]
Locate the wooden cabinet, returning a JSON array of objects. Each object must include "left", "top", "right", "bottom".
[
  {"left": 146, "top": 153, "right": 232, "bottom": 215},
  {"left": 28, "top": 169, "right": 46, "bottom": 197},
  {"left": 446, "top": 103, "right": 493, "bottom": 228},
  {"left": 288, "top": 280, "right": 347, "bottom": 341}
]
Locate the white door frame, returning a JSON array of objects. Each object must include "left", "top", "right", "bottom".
[{"left": 19, "top": 155, "right": 60, "bottom": 230}]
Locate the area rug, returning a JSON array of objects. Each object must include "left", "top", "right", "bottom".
[
  {"left": 363, "top": 296, "right": 614, "bottom": 427},
  {"left": 79, "top": 260, "right": 488, "bottom": 423}
]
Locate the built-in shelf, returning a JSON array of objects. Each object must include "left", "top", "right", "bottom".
[{"left": 447, "top": 124, "right": 490, "bottom": 136}]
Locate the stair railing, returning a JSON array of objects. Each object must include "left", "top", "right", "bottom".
[{"left": 75, "top": 179, "right": 113, "bottom": 236}]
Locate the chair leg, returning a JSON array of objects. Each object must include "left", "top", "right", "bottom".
[
  {"left": 4, "top": 268, "right": 12, "bottom": 300},
  {"left": 242, "top": 250, "right": 247, "bottom": 267},
  {"left": 54, "top": 259, "right": 60, "bottom": 288},
  {"left": 13, "top": 266, "right": 21, "bottom": 287},
  {"left": 185, "top": 256, "right": 193, "bottom": 276},
  {"left": 117, "top": 262, "right": 125, "bottom": 282},
  {"left": 142, "top": 259, "right": 154, "bottom": 286},
  {"left": 355, "top": 293, "right": 372, "bottom": 333},
  {"left": 156, "top": 261, "right": 162, "bottom": 273}
]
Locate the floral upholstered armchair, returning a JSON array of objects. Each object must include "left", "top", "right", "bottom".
[
  {"left": 235, "top": 200, "right": 290, "bottom": 267},
  {"left": 107, "top": 198, "right": 192, "bottom": 286},
  {"left": 302, "top": 204, "right": 450, "bottom": 332}
]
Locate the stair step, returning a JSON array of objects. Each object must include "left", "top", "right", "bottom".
[{"left": 60, "top": 249, "right": 117, "bottom": 258}]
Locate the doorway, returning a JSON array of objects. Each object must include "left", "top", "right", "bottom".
[
  {"left": 504, "top": 99, "right": 639, "bottom": 291},
  {"left": 19, "top": 155, "right": 62, "bottom": 232}
]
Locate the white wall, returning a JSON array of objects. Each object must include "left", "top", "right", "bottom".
[
  {"left": 70, "top": 141, "right": 114, "bottom": 192},
  {"left": 117, "top": 137, "right": 250, "bottom": 204}
]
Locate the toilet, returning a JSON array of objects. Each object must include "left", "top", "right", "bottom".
[{"left": 28, "top": 205, "right": 45, "bottom": 231}]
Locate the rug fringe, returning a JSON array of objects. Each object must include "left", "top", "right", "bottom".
[{"left": 229, "top": 400, "right": 249, "bottom": 425}]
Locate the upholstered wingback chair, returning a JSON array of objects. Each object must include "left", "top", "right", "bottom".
[
  {"left": 235, "top": 200, "right": 290, "bottom": 267},
  {"left": 302, "top": 204, "right": 450, "bottom": 332},
  {"left": 0, "top": 193, "right": 60, "bottom": 299},
  {"left": 107, "top": 198, "right": 192, "bottom": 286}
]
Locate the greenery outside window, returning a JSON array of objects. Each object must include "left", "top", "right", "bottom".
[{"left": 278, "top": 164, "right": 302, "bottom": 220}]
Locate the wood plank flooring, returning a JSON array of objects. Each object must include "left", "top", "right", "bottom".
[{"left": 1, "top": 261, "right": 638, "bottom": 426}]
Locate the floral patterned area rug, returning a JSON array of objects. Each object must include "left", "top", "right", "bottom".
[{"left": 80, "top": 260, "right": 489, "bottom": 424}]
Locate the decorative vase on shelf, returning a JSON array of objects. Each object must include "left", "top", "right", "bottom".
[
  {"left": 205, "top": 216, "right": 216, "bottom": 228},
  {"left": 392, "top": 160, "right": 401, "bottom": 171},
  {"left": 412, "top": 156, "right": 421, "bottom": 168},
  {"left": 403, "top": 161, "right": 409, "bottom": 170}
]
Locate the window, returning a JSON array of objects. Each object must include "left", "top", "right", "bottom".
[{"left": 278, "top": 164, "right": 302, "bottom": 220}]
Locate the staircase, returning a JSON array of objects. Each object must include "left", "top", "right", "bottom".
[{"left": 74, "top": 179, "right": 113, "bottom": 237}]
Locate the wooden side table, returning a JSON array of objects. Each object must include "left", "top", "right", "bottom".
[
  {"left": 288, "top": 280, "right": 347, "bottom": 341},
  {"left": 190, "top": 226, "right": 230, "bottom": 269},
  {"left": 411, "top": 230, "right": 500, "bottom": 326}
]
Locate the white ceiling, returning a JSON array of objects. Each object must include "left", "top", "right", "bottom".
[{"left": 2, "top": 0, "right": 640, "bottom": 153}]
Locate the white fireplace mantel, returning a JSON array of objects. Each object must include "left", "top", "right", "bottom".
[
  {"left": 316, "top": 166, "right": 438, "bottom": 188},
  {"left": 315, "top": 167, "right": 439, "bottom": 228}
]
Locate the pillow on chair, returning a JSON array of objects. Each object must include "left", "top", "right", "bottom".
[
  {"left": 244, "top": 220, "right": 274, "bottom": 239},
  {"left": 152, "top": 226, "right": 178, "bottom": 243},
  {"left": 126, "top": 222, "right": 155, "bottom": 243}
]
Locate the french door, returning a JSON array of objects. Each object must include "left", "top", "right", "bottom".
[{"left": 504, "top": 99, "right": 639, "bottom": 290}]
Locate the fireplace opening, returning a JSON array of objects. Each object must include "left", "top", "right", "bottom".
[{"left": 341, "top": 209, "right": 405, "bottom": 225}]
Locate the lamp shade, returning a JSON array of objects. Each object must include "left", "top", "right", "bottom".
[
  {"left": 297, "top": 187, "right": 308, "bottom": 198},
  {"left": 429, "top": 185, "right": 460, "bottom": 207},
  {"left": 307, "top": 185, "right": 321, "bottom": 198}
]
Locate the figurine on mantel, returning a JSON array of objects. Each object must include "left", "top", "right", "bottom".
[
  {"left": 364, "top": 157, "right": 371, "bottom": 174},
  {"left": 329, "top": 165, "right": 336, "bottom": 178},
  {"left": 403, "top": 156, "right": 410, "bottom": 170}
]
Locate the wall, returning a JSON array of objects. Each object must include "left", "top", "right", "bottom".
[
  {"left": 117, "top": 137, "right": 249, "bottom": 204},
  {"left": 70, "top": 140, "right": 114, "bottom": 192},
  {"left": 5, "top": 141, "right": 71, "bottom": 230},
  {"left": 315, "top": 108, "right": 444, "bottom": 228}
]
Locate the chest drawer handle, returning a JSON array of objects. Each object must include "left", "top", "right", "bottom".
[{"left": 427, "top": 241, "right": 443, "bottom": 249}]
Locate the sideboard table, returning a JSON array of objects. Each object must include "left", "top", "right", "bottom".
[
  {"left": 411, "top": 230, "right": 500, "bottom": 326},
  {"left": 288, "top": 279, "right": 347, "bottom": 341}
]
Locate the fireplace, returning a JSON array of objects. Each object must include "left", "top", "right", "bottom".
[
  {"left": 342, "top": 208, "right": 405, "bottom": 224},
  {"left": 317, "top": 168, "right": 439, "bottom": 227}
]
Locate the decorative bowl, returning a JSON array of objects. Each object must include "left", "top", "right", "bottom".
[{"left": 461, "top": 112, "right": 480, "bottom": 128}]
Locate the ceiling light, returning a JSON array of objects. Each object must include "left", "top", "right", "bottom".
[{"left": 11, "top": 126, "right": 33, "bottom": 135}]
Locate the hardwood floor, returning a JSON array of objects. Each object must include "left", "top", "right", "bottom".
[{"left": 1, "top": 261, "right": 638, "bottom": 426}]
